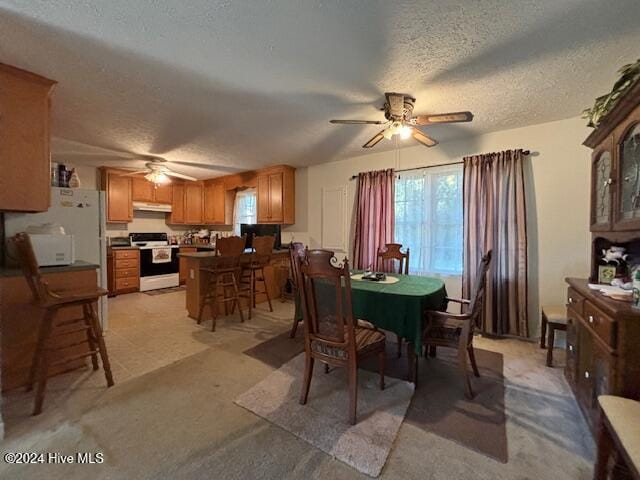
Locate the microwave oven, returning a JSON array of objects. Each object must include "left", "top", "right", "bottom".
[{"left": 28, "top": 234, "right": 75, "bottom": 266}]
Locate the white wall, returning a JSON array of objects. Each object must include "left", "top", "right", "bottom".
[{"left": 303, "top": 116, "right": 592, "bottom": 337}]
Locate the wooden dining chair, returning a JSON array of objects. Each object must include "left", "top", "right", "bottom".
[
  {"left": 239, "top": 234, "right": 275, "bottom": 320},
  {"left": 376, "top": 243, "right": 410, "bottom": 275},
  {"left": 288, "top": 241, "right": 306, "bottom": 338},
  {"left": 423, "top": 250, "right": 492, "bottom": 399},
  {"left": 377, "top": 243, "right": 410, "bottom": 358},
  {"left": 594, "top": 395, "right": 640, "bottom": 480},
  {"left": 296, "top": 249, "right": 386, "bottom": 425},
  {"left": 197, "top": 255, "right": 245, "bottom": 331},
  {"left": 11, "top": 233, "right": 114, "bottom": 415}
]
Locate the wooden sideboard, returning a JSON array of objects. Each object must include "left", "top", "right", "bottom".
[{"left": 565, "top": 278, "right": 640, "bottom": 434}]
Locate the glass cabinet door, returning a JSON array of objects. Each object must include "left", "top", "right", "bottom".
[
  {"left": 591, "top": 150, "right": 612, "bottom": 230},
  {"left": 618, "top": 124, "right": 640, "bottom": 224}
]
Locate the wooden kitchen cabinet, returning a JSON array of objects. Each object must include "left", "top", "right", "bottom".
[
  {"left": 107, "top": 247, "right": 140, "bottom": 295},
  {"left": 256, "top": 165, "right": 295, "bottom": 224},
  {"left": 203, "top": 180, "right": 226, "bottom": 224},
  {"left": 168, "top": 183, "right": 186, "bottom": 224},
  {"left": 0, "top": 63, "right": 56, "bottom": 212},
  {"left": 100, "top": 168, "right": 133, "bottom": 223},
  {"left": 132, "top": 176, "right": 173, "bottom": 204},
  {"left": 184, "top": 183, "right": 203, "bottom": 224}
]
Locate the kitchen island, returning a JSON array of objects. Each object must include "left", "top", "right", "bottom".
[{"left": 178, "top": 249, "right": 290, "bottom": 321}]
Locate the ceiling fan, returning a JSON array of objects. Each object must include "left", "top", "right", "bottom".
[
  {"left": 119, "top": 157, "right": 199, "bottom": 184},
  {"left": 330, "top": 92, "right": 473, "bottom": 148}
]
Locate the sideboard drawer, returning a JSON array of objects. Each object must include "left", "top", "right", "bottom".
[
  {"left": 583, "top": 301, "right": 616, "bottom": 349},
  {"left": 567, "top": 287, "right": 585, "bottom": 317},
  {"left": 114, "top": 249, "right": 139, "bottom": 260},
  {"left": 115, "top": 258, "right": 138, "bottom": 269}
]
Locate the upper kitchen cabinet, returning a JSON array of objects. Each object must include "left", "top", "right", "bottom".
[
  {"left": 256, "top": 165, "right": 295, "bottom": 224},
  {"left": 0, "top": 63, "right": 56, "bottom": 212},
  {"left": 131, "top": 176, "right": 173, "bottom": 204},
  {"left": 100, "top": 168, "right": 133, "bottom": 223},
  {"left": 184, "top": 183, "right": 204, "bottom": 224},
  {"left": 203, "top": 180, "right": 226, "bottom": 224},
  {"left": 169, "top": 182, "right": 203, "bottom": 225}
]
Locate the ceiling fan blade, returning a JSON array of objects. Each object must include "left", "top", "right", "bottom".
[
  {"left": 363, "top": 130, "right": 386, "bottom": 148},
  {"left": 330, "top": 119, "right": 387, "bottom": 125},
  {"left": 166, "top": 160, "right": 243, "bottom": 173},
  {"left": 414, "top": 111, "right": 473, "bottom": 125},
  {"left": 412, "top": 128, "right": 438, "bottom": 147},
  {"left": 164, "top": 171, "right": 197, "bottom": 181},
  {"left": 117, "top": 169, "right": 148, "bottom": 177}
]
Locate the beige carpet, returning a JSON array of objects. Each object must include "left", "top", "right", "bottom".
[{"left": 235, "top": 353, "right": 414, "bottom": 477}]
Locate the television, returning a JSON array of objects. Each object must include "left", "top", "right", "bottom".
[{"left": 240, "top": 224, "right": 282, "bottom": 250}]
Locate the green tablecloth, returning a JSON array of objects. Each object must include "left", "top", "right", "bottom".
[{"left": 296, "top": 273, "right": 448, "bottom": 354}]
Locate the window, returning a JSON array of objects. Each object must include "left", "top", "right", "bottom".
[
  {"left": 394, "top": 165, "right": 463, "bottom": 275},
  {"left": 233, "top": 189, "right": 257, "bottom": 235}
]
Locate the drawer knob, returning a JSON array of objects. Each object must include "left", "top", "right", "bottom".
[
  {"left": 589, "top": 315, "right": 594, "bottom": 324},
  {"left": 584, "top": 371, "right": 590, "bottom": 379},
  {"left": 569, "top": 345, "right": 574, "bottom": 352},
  {"left": 568, "top": 297, "right": 574, "bottom": 304}
]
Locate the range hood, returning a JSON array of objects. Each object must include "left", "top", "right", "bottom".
[{"left": 132, "top": 201, "right": 172, "bottom": 213}]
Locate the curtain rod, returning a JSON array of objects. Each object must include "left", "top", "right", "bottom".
[{"left": 348, "top": 149, "right": 531, "bottom": 180}]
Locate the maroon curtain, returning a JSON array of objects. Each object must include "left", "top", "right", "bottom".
[
  {"left": 463, "top": 149, "right": 528, "bottom": 337},
  {"left": 353, "top": 169, "right": 395, "bottom": 270}
]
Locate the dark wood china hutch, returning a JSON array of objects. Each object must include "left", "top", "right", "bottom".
[{"left": 566, "top": 78, "right": 640, "bottom": 436}]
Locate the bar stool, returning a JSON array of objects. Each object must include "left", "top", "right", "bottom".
[
  {"left": 197, "top": 255, "right": 244, "bottom": 331},
  {"left": 540, "top": 305, "right": 568, "bottom": 367},
  {"left": 239, "top": 235, "right": 275, "bottom": 320},
  {"left": 11, "top": 233, "right": 114, "bottom": 415}
]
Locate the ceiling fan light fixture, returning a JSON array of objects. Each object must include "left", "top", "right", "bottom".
[
  {"left": 399, "top": 125, "right": 413, "bottom": 140},
  {"left": 144, "top": 171, "right": 171, "bottom": 185}
]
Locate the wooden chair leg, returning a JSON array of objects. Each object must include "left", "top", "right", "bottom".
[
  {"left": 396, "top": 334, "right": 402, "bottom": 358},
  {"left": 546, "top": 325, "right": 555, "bottom": 367},
  {"left": 32, "top": 309, "right": 57, "bottom": 415},
  {"left": 379, "top": 350, "right": 385, "bottom": 390},
  {"left": 261, "top": 268, "right": 274, "bottom": 312},
  {"left": 82, "top": 304, "right": 100, "bottom": 371},
  {"left": 594, "top": 419, "right": 613, "bottom": 480},
  {"left": 289, "top": 317, "right": 299, "bottom": 338},
  {"left": 231, "top": 273, "right": 244, "bottom": 323},
  {"left": 299, "top": 355, "right": 314, "bottom": 405},
  {"left": 458, "top": 345, "right": 473, "bottom": 399},
  {"left": 348, "top": 361, "right": 358, "bottom": 425},
  {"left": 324, "top": 362, "right": 330, "bottom": 374},
  {"left": 27, "top": 309, "right": 54, "bottom": 392},
  {"left": 252, "top": 270, "right": 257, "bottom": 309},
  {"left": 468, "top": 344, "right": 480, "bottom": 377},
  {"left": 88, "top": 303, "right": 114, "bottom": 387},
  {"left": 429, "top": 345, "right": 437, "bottom": 358},
  {"left": 540, "top": 313, "right": 547, "bottom": 349}
]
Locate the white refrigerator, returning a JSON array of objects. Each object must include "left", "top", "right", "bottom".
[{"left": 4, "top": 187, "right": 109, "bottom": 329}]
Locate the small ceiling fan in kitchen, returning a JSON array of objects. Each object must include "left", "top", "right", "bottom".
[
  {"left": 329, "top": 92, "right": 473, "bottom": 148},
  {"left": 118, "top": 157, "right": 200, "bottom": 184}
]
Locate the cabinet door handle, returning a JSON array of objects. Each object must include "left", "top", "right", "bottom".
[
  {"left": 568, "top": 345, "right": 574, "bottom": 352},
  {"left": 604, "top": 178, "right": 613, "bottom": 186},
  {"left": 584, "top": 371, "right": 590, "bottom": 379},
  {"left": 568, "top": 297, "right": 574, "bottom": 304},
  {"left": 588, "top": 315, "right": 594, "bottom": 324}
]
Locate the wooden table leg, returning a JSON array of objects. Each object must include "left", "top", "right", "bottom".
[{"left": 408, "top": 342, "right": 418, "bottom": 386}]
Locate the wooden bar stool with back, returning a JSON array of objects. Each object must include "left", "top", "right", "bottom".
[
  {"left": 197, "top": 234, "right": 247, "bottom": 331},
  {"left": 11, "top": 232, "right": 114, "bottom": 415},
  {"left": 239, "top": 234, "right": 275, "bottom": 320},
  {"left": 288, "top": 241, "right": 306, "bottom": 338},
  {"left": 376, "top": 243, "right": 410, "bottom": 358}
]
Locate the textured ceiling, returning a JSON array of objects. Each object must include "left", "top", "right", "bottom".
[{"left": 1, "top": 0, "right": 639, "bottom": 178}]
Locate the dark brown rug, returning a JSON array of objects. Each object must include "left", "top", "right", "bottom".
[{"left": 244, "top": 331, "right": 507, "bottom": 463}]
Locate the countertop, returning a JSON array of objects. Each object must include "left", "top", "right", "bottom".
[
  {"left": 0, "top": 260, "right": 100, "bottom": 278},
  {"left": 179, "top": 248, "right": 290, "bottom": 258}
]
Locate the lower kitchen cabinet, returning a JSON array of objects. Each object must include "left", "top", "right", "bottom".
[
  {"left": 179, "top": 247, "right": 197, "bottom": 284},
  {"left": 107, "top": 248, "right": 140, "bottom": 295}
]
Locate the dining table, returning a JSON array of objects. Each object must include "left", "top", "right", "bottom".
[{"left": 296, "top": 271, "right": 448, "bottom": 383}]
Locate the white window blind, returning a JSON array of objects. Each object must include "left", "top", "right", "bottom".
[
  {"left": 394, "top": 164, "right": 463, "bottom": 275},
  {"left": 233, "top": 189, "right": 257, "bottom": 235}
]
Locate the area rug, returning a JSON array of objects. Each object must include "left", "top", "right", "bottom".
[
  {"left": 245, "top": 332, "right": 508, "bottom": 463},
  {"left": 142, "top": 285, "right": 186, "bottom": 296},
  {"left": 235, "top": 353, "right": 414, "bottom": 477}
]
